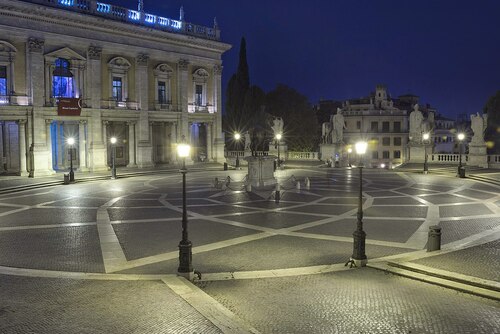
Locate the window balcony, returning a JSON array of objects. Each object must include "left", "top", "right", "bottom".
[
  {"left": 0, "top": 95, "right": 30, "bottom": 106},
  {"left": 188, "top": 103, "right": 215, "bottom": 114},
  {"left": 101, "top": 98, "right": 139, "bottom": 110},
  {"left": 153, "top": 100, "right": 176, "bottom": 111}
]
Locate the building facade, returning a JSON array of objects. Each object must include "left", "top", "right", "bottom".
[
  {"left": 339, "top": 85, "right": 409, "bottom": 168},
  {"left": 0, "top": 0, "right": 231, "bottom": 176}
]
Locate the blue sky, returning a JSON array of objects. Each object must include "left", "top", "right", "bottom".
[{"left": 109, "top": 0, "right": 500, "bottom": 118}]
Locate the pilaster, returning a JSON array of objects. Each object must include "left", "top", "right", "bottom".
[
  {"left": 87, "top": 46, "right": 102, "bottom": 108},
  {"left": 88, "top": 111, "right": 107, "bottom": 172},
  {"left": 213, "top": 64, "right": 224, "bottom": 162},
  {"left": 178, "top": 59, "right": 189, "bottom": 141},
  {"left": 79, "top": 120, "right": 88, "bottom": 171},
  {"left": 26, "top": 38, "right": 44, "bottom": 107},
  {"left": 126, "top": 121, "right": 137, "bottom": 167}
]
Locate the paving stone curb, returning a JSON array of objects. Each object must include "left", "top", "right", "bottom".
[{"left": 368, "top": 262, "right": 500, "bottom": 301}]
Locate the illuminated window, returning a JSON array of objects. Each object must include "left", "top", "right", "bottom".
[
  {"left": 158, "top": 81, "right": 167, "bottom": 104},
  {"left": 112, "top": 77, "right": 123, "bottom": 101},
  {"left": 52, "top": 58, "right": 74, "bottom": 98},
  {"left": 0, "top": 66, "right": 6, "bottom": 96}
]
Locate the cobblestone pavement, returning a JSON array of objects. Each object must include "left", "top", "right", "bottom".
[
  {"left": 198, "top": 268, "right": 500, "bottom": 334},
  {"left": 0, "top": 166, "right": 499, "bottom": 333},
  {"left": 0, "top": 274, "right": 221, "bottom": 334},
  {"left": 412, "top": 239, "right": 500, "bottom": 281}
]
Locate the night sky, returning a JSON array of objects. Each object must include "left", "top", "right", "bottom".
[{"left": 108, "top": 0, "right": 500, "bottom": 118}]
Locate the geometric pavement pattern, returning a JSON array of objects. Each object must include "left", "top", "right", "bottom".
[{"left": 0, "top": 167, "right": 499, "bottom": 276}]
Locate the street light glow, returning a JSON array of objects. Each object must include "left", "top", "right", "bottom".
[
  {"left": 110, "top": 137, "right": 117, "bottom": 144},
  {"left": 276, "top": 133, "right": 282, "bottom": 141},
  {"left": 67, "top": 137, "right": 75, "bottom": 146},
  {"left": 347, "top": 148, "right": 352, "bottom": 154},
  {"left": 355, "top": 141, "right": 367, "bottom": 155},
  {"left": 177, "top": 143, "right": 191, "bottom": 158},
  {"left": 234, "top": 132, "right": 241, "bottom": 140},
  {"left": 423, "top": 133, "right": 430, "bottom": 141},
  {"left": 458, "top": 133, "right": 465, "bottom": 141}
]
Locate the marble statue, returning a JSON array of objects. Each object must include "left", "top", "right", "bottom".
[
  {"left": 244, "top": 131, "right": 251, "bottom": 150},
  {"left": 470, "top": 112, "right": 488, "bottom": 145},
  {"left": 409, "top": 104, "right": 424, "bottom": 143},
  {"left": 331, "top": 108, "right": 346, "bottom": 143},
  {"left": 271, "top": 117, "right": 284, "bottom": 137}
]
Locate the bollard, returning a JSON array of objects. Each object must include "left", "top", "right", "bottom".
[
  {"left": 296, "top": 181, "right": 301, "bottom": 190},
  {"left": 275, "top": 184, "right": 280, "bottom": 203},
  {"left": 246, "top": 183, "right": 252, "bottom": 192},
  {"left": 224, "top": 162, "right": 228, "bottom": 171},
  {"left": 305, "top": 177, "right": 310, "bottom": 190},
  {"left": 63, "top": 173, "right": 70, "bottom": 185},
  {"left": 458, "top": 167, "right": 466, "bottom": 178},
  {"left": 427, "top": 225, "right": 442, "bottom": 252}
]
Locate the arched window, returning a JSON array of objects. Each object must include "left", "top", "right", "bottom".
[{"left": 52, "top": 58, "right": 74, "bottom": 98}]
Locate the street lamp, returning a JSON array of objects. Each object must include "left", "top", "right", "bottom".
[
  {"left": 347, "top": 147, "right": 352, "bottom": 167},
  {"left": 110, "top": 137, "right": 117, "bottom": 179},
  {"left": 351, "top": 141, "right": 367, "bottom": 267},
  {"left": 457, "top": 132, "right": 465, "bottom": 177},
  {"left": 177, "top": 143, "right": 193, "bottom": 278},
  {"left": 67, "top": 137, "right": 75, "bottom": 182},
  {"left": 275, "top": 133, "right": 282, "bottom": 169},
  {"left": 234, "top": 132, "right": 241, "bottom": 168},
  {"left": 423, "top": 132, "right": 430, "bottom": 174}
]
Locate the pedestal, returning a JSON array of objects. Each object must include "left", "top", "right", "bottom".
[
  {"left": 468, "top": 144, "right": 488, "bottom": 168},
  {"left": 408, "top": 144, "right": 426, "bottom": 163},
  {"left": 245, "top": 155, "right": 277, "bottom": 189}
]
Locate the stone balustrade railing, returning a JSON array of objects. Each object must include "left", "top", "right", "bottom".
[
  {"left": 286, "top": 151, "right": 319, "bottom": 160},
  {"left": 20, "top": 0, "right": 220, "bottom": 40},
  {"left": 430, "top": 154, "right": 469, "bottom": 164}
]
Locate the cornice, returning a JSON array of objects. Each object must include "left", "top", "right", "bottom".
[{"left": 0, "top": 1, "right": 232, "bottom": 54}]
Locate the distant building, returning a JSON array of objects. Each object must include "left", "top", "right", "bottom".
[
  {"left": 0, "top": 0, "right": 231, "bottom": 176},
  {"left": 341, "top": 85, "right": 409, "bottom": 168}
]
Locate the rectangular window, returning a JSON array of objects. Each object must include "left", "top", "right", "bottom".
[
  {"left": 382, "top": 137, "right": 390, "bottom": 146},
  {"left": 0, "top": 66, "right": 7, "bottom": 96},
  {"left": 394, "top": 137, "right": 402, "bottom": 146},
  {"left": 382, "top": 121, "right": 390, "bottom": 132},
  {"left": 393, "top": 121, "right": 401, "bottom": 132},
  {"left": 195, "top": 84, "right": 203, "bottom": 106},
  {"left": 112, "top": 77, "right": 123, "bottom": 101},
  {"left": 356, "top": 121, "right": 361, "bottom": 130},
  {"left": 371, "top": 121, "right": 378, "bottom": 132},
  {"left": 394, "top": 150, "right": 401, "bottom": 159},
  {"left": 372, "top": 151, "right": 379, "bottom": 159},
  {"left": 53, "top": 76, "right": 74, "bottom": 98},
  {"left": 383, "top": 151, "right": 390, "bottom": 159},
  {"left": 158, "top": 81, "right": 167, "bottom": 104}
]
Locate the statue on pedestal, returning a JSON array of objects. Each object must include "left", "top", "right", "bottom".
[
  {"left": 244, "top": 131, "right": 251, "bottom": 151},
  {"left": 331, "top": 108, "right": 346, "bottom": 143},
  {"left": 271, "top": 117, "right": 284, "bottom": 137},
  {"left": 409, "top": 104, "right": 424, "bottom": 143},
  {"left": 470, "top": 112, "right": 488, "bottom": 145}
]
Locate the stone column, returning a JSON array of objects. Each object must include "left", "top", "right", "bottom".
[
  {"left": 45, "top": 119, "right": 53, "bottom": 171},
  {"left": 127, "top": 121, "right": 137, "bottom": 167},
  {"left": 18, "top": 120, "right": 28, "bottom": 176},
  {"left": 87, "top": 46, "right": 102, "bottom": 109},
  {"left": 102, "top": 121, "right": 108, "bottom": 166},
  {"left": 56, "top": 122, "right": 63, "bottom": 169},
  {"left": 206, "top": 122, "right": 212, "bottom": 161},
  {"left": 178, "top": 59, "right": 189, "bottom": 140},
  {"left": 170, "top": 122, "right": 177, "bottom": 163},
  {"left": 212, "top": 64, "right": 224, "bottom": 162},
  {"left": 27, "top": 38, "right": 52, "bottom": 176},
  {"left": 135, "top": 54, "right": 153, "bottom": 168},
  {"left": 88, "top": 111, "right": 107, "bottom": 172},
  {"left": 78, "top": 120, "right": 88, "bottom": 171}
]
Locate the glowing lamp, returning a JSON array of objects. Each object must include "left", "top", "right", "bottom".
[
  {"left": 355, "top": 141, "right": 367, "bottom": 155},
  {"left": 177, "top": 144, "right": 191, "bottom": 158}
]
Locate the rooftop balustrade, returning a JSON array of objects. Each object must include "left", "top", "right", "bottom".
[{"left": 19, "top": 0, "right": 220, "bottom": 40}]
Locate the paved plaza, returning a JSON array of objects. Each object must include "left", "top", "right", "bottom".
[{"left": 0, "top": 165, "right": 499, "bottom": 333}]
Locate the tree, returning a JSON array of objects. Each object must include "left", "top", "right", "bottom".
[
  {"left": 265, "top": 84, "right": 319, "bottom": 151},
  {"left": 225, "top": 37, "right": 250, "bottom": 133},
  {"left": 483, "top": 90, "right": 500, "bottom": 153}
]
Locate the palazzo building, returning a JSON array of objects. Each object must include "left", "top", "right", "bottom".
[
  {"left": 340, "top": 85, "right": 409, "bottom": 168},
  {"left": 0, "top": 0, "right": 231, "bottom": 176}
]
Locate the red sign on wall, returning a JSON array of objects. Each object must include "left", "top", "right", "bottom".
[{"left": 57, "top": 98, "right": 82, "bottom": 116}]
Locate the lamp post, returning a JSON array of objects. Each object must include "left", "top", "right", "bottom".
[
  {"left": 275, "top": 133, "right": 282, "bottom": 169},
  {"left": 351, "top": 141, "right": 367, "bottom": 267},
  {"left": 347, "top": 147, "right": 352, "bottom": 167},
  {"left": 457, "top": 132, "right": 465, "bottom": 178},
  {"left": 67, "top": 137, "right": 75, "bottom": 182},
  {"left": 110, "top": 137, "right": 117, "bottom": 179},
  {"left": 177, "top": 143, "right": 193, "bottom": 278},
  {"left": 423, "top": 132, "right": 430, "bottom": 174},
  {"left": 234, "top": 132, "right": 241, "bottom": 168}
]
